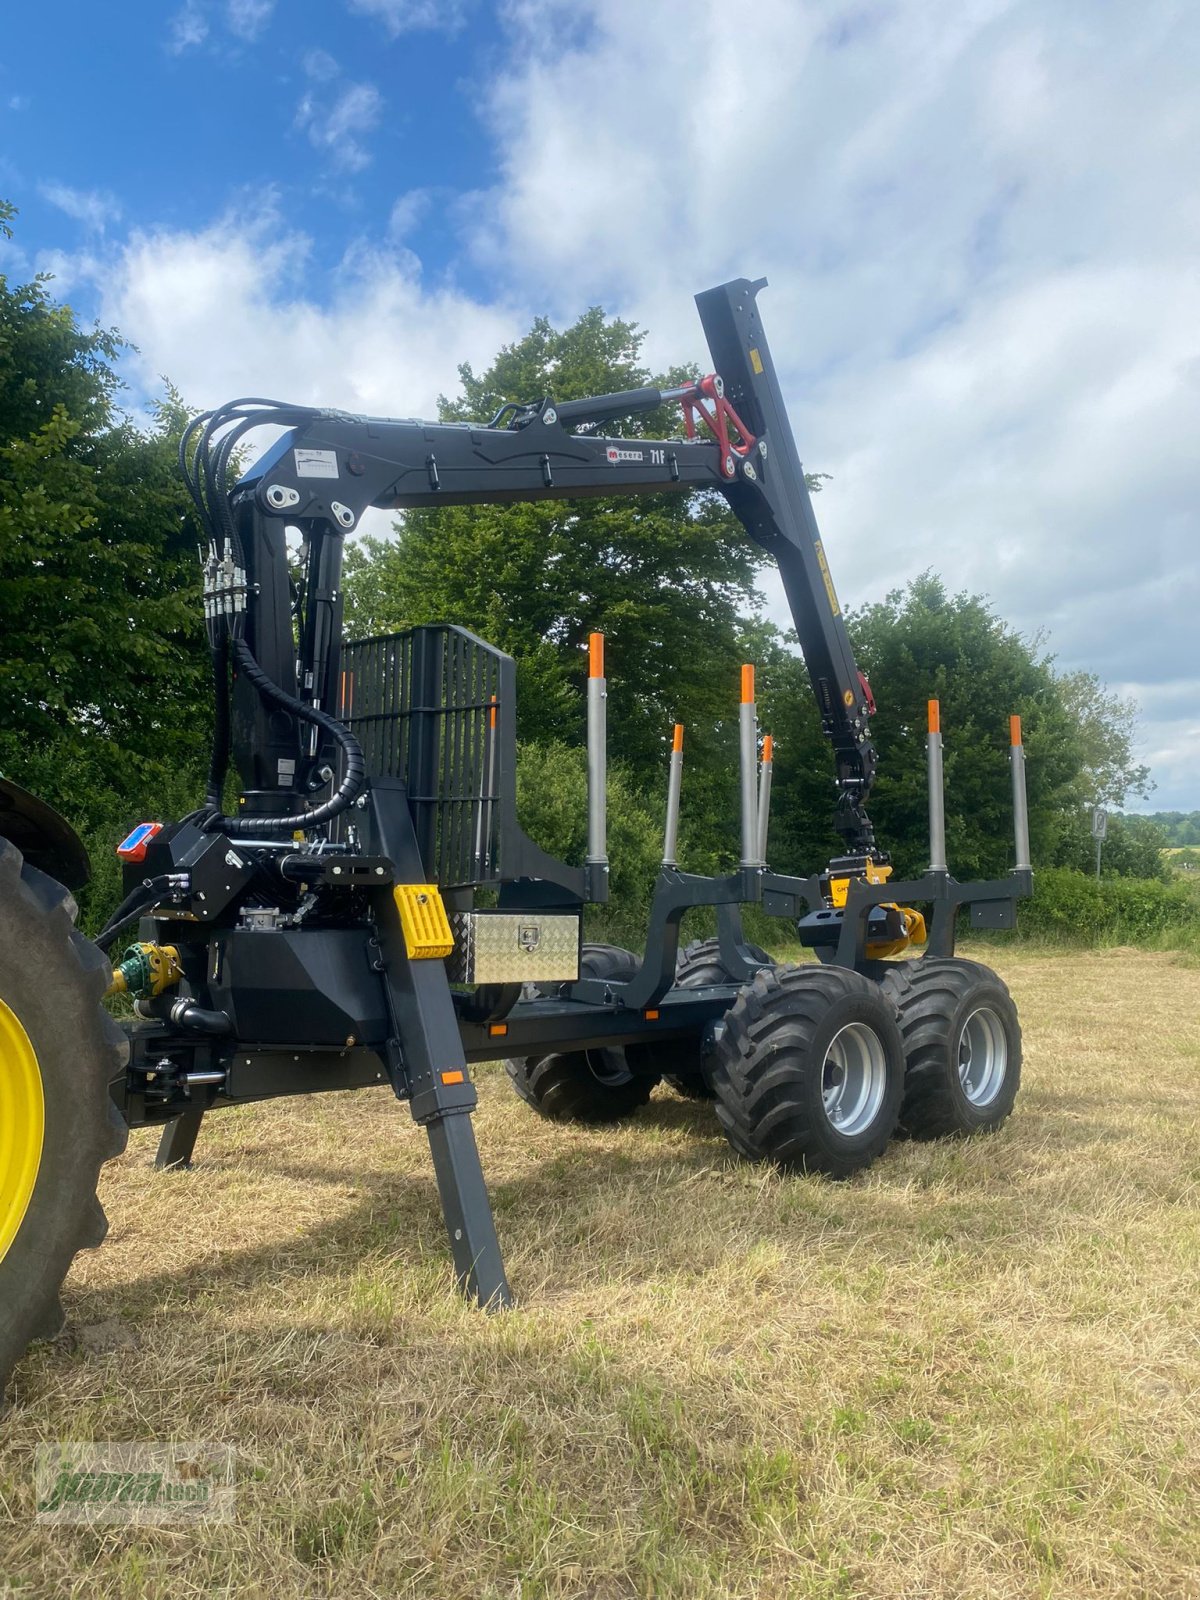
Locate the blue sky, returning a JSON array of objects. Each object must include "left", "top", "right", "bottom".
[{"left": 1, "top": 0, "right": 1197, "bottom": 809}]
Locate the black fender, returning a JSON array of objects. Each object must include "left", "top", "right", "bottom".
[{"left": 0, "top": 778, "right": 91, "bottom": 891}]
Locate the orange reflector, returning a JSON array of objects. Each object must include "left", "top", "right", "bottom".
[
  {"left": 589, "top": 632, "right": 604, "bottom": 678},
  {"left": 489, "top": 693, "right": 497, "bottom": 731},
  {"left": 928, "top": 699, "right": 940, "bottom": 735},
  {"left": 762, "top": 733, "right": 774, "bottom": 762},
  {"left": 644, "top": 1009, "right": 659, "bottom": 1021},
  {"left": 1010, "top": 714, "right": 1022, "bottom": 747},
  {"left": 740, "top": 663, "right": 755, "bottom": 703},
  {"left": 488, "top": 1023, "right": 508, "bottom": 1037},
  {"left": 440, "top": 1070, "right": 465, "bottom": 1085},
  {"left": 672, "top": 723, "right": 684, "bottom": 753}
]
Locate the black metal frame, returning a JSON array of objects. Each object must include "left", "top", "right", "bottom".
[{"left": 108, "top": 277, "right": 1030, "bottom": 1309}]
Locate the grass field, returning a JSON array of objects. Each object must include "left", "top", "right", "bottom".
[{"left": 2, "top": 945, "right": 1198, "bottom": 1599}]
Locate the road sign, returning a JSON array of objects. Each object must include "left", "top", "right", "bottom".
[{"left": 1091, "top": 807, "right": 1108, "bottom": 840}]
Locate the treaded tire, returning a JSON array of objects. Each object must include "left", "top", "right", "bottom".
[
  {"left": 657, "top": 938, "right": 773, "bottom": 1099},
  {"left": 509, "top": 945, "right": 658, "bottom": 1123},
  {"left": 504, "top": 1048, "right": 656, "bottom": 1124},
  {"left": 709, "top": 963, "right": 905, "bottom": 1178},
  {"left": 879, "top": 957, "right": 1021, "bottom": 1139},
  {"left": 674, "top": 937, "right": 771, "bottom": 989},
  {"left": 0, "top": 840, "right": 129, "bottom": 1401}
]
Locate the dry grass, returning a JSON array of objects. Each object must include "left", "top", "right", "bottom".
[{"left": 1, "top": 945, "right": 1199, "bottom": 1599}]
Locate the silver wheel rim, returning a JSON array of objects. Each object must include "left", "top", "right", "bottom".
[
  {"left": 958, "top": 1006, "right": 1007, "bottom": 1106},
  {"left": 585, "top": 1049, "right": 633, "bottom": 1088},
  {"left": 821, "top": 1022, "right": 888, "bottom": 1136}
]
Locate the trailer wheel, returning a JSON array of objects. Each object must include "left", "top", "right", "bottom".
[
  {"left": 879, "top": 958, "right": 1021, "bottom": 1138},
  {"left": 708, "top": 964, "right": 904, "bottom": 1178},
  {"left": 507, "top": 944, "right": 658, "bottom": 1123},
  {"left": 0, "top": 840, "right": 128, "bottom": 1400},
  {"left": 505, "top": 1048, "right": 656, "bottom": 1124},
  {"left": 654, "top": 937, "right": 773, "bottom": 1098}
]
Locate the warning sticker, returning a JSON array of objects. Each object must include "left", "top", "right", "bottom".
[
  {"left": 294, "top": 448, "right": 339, "bottom": 480},
  {"left": 749, "top": 347, "right": 764, "bottom": 375},
  {"left": 814, "top": 540, "right": 841, "bottom": 616}
]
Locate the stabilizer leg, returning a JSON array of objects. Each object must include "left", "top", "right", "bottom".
[
  {"left": 365, "top": 780, "right": 513, "bottom": 1310},
  {"left": 154, "top": 1107, "right": 204, "bottom": 1170},
  {"left": 421, "top": 1109, "right": 512, "bottom": 1308}
]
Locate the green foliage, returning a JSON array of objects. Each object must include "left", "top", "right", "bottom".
[
  {"left": 344, "top": 306, "right": 766, "bottom": 858},
  {"left": 757, "top": 575, "right": 1157, "bottom": 882},
  {"left": 1054, "top": 811, "right": 1169, "bottom": 881},
  {"left": 1141, "top": 810, "right": 1200, "bottom": 846},
  {"left": 0, "top": 207, "right": 209, "bottom": 910},
  {"left": 1016, "top": 866, "right": 1200, "bottom": 948},
  {"left": 514, "top": 741, "right": 683, "bottom": 945}
]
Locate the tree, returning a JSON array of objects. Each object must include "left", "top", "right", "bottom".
[
  {"left": 755, "top": 575, "right": 1157, "bottom": 881},
  {"left": 0, "top": 204, "right": 208, "bottom": 905}
]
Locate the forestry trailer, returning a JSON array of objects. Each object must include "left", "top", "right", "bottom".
[{"left": 0, "top": 278, "right": 1031, "bottom": 1396}]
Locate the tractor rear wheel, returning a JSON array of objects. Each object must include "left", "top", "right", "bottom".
[
  {"left": 0, "top": 840, "right": 128, "bottom": 1400},
  {"left": 879, "top": 958, "right": 1021, "bottom": 1138},
  {"left": 708, "top": 963, "right": 905, "bottom": 1178}
]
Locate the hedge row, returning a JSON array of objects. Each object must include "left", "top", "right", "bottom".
[{"left": 1012, "top": 866, "right": 1200, "bottom": 948}]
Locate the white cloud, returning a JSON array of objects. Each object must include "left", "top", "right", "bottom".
[
  {"left": 388, "top": 188, "right": 431, "bottom": 241},
  {"left": 295, "top": 54, "right": 383, "bottom": 172},
  {"left": 167, "top": 1, "right": 208, "bottom": 52},
  {"left": 95, "top": 205, "right": 526, "bottom": 427},
  {"left": 226, "top": 0, "right": 274, "bottom": 40},
  {"left": 40, "top": 182, "right": 121, "bottom": 231},
  {"left": 346, "top": 0, "right": 467, "bottom": 37},
  {"left": 459, "top": 0, "right": 1200, "bottom": 805}
]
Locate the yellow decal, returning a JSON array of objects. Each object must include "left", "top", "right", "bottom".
[
  {"left": 749, "top": 347, "right": 764, "bottom": 375},
  {"left": 814, "top": 541, "right": 841, "bottom": 616}
]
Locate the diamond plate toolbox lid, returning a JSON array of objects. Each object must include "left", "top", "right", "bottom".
[{"left": 447, "top": 910, "right": 581, "bottom": 985}]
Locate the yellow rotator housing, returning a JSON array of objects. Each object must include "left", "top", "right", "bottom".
[
  {"left": 827, "top": 863, "right": 927, "bottom": 960},
  {"left": 0, "top": 997, "right": 44, "bottom": 1265}
]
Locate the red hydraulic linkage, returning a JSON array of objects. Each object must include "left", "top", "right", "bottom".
[{"left": 680, "top": 374, "right": 756, "bottom": 479}]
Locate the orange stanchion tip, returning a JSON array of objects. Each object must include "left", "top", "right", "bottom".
[
  {"left": 589, "top": 632, "right": 604, "bottom": 678},
  {"left": 927, "top": 699, "right": 940, "bottom": 734},
  {"left": 489, "top": 693, "right": 497, "bottom": 730},
  {"left": 740, "top": 663, "right": 755, "bottom": 703},
  {"left": 762, "top": 734, "right": 774, "bottom": 762},
  {"left": 672, "top": 723, "right": 684, "bottom": 753},
  {"left": 1010, "top": 715, "right": 1023, "bottom": 746}
]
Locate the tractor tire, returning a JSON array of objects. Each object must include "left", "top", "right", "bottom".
[
  {"left": 879, "top": 958, "right": 1021, "bottom": 1139},
  {"left": 508, "top": 944, "right": 658, "bottom": 1123},
  {"left": 708, "top": 963, "right": 905, "bottom": 1178},
  {"left": 504, "top": 1048, "right": 656, "bottom": 1124},
  {"left": 656, "top": 937, "right": 773, "bottom": 1099},
  {"left": 0, "top": 840, "right": 128, "bottom": 1400}
]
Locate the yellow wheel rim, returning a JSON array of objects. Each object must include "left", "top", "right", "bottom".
[{"left": 0, "top": 996, "right": 44, "bottom": 1265}]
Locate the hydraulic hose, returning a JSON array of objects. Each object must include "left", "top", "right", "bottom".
[
  {"left": 93, "top": 875, "right": 181, "bottom": 954},
  {"left": 206, "top": 637, "right": 231, "bottom": 814},
  {"left": 206, "top": 638, "right": 366, "bottom": 837}
]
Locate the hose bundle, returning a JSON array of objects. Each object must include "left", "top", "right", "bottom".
[{"left": 179, "top": 399, "right": 366, "bottom": 835}]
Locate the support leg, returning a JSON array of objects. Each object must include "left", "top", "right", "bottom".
[
  {"left": 421, "top": 1109, "right": 512, "bottom": 1308},
  {"left": 155, "top": 1107, "right": 204, "bottom": 1170}
]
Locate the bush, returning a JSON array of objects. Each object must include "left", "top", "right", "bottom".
[
  {"left": 1016, "top": 866, "right": 1200, "bottom": 948},
  {"left": 515, "top": 741, "right": 669, "bottom": 946}
]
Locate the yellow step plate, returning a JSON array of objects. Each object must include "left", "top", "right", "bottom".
[{"left": 393, "top": 884, "right": 455, "bottom": 960}]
